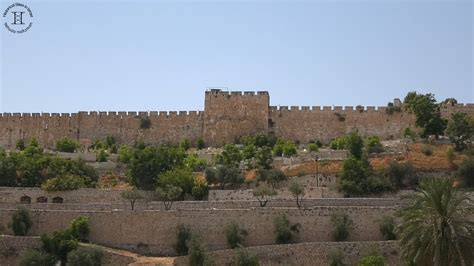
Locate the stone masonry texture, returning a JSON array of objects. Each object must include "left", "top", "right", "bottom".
[{"left": 1, "top": 90, "right": 473, "bottom": 148}]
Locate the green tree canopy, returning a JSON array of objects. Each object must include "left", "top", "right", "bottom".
[
  {"left": 446, "top": 112, "right": 474, "bottom": 151},
  {"left": 403, "top": 92, "right": 447, "bottom": 138}
]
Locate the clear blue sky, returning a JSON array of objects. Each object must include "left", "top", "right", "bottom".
[{"left": 1, "top": 0, "right": 472, "bottom": 113}]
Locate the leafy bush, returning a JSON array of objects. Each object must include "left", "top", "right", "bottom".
[
  {"left": 158, "top": 168, "right": 194, "bottom": 195},
  {"left": 329, "top": 250, "right": 347, "bottom": 266},
  {"left": 41, "top": 175, "right": 87, "bottom": 192},
  {"left": 357, "top": 255, "right": 387, "bottom": 266},
  {"left": 446, "top": 112, "right": 474, "bottom": 151},
  {"left": 225, "top": 222, "right": 248, "bottom": 249},
  {"left": 66, "top": 247, "right": 102, "bottom": 266},
  {"left": 206, "top": 166, "right": 243, "bottom": 189},
  {"left": 254, "top": 146, "right": 273, "bottom": 169},
  {"left": 180, "top": 139, "right": 191, "bottom": 150},
  {"left": 127, "top": 144, "right": 186, "bottom": 190},
  {"left": 403, "top": 127, "right": 416, "bottom": 139},
  {"left": 273, "top": 214, "right": 300, "bottom": 244},
  {"left": 191, "top": 181, "right": 208, "bottom": 200},
  {"left": 257, "top": 168, "right": 287, "bottom": 189},
  {"left": 331, "top": 212, "right": 353, "bottom": 241},
  {"left": 187, "top": 235, "right": 209, "bottom": 266},
  {"left": 95, "top": 149, "right": 108, "bottom": 162},
  {"left": 233, "top": 248, "right": 260, "bottom": 266},
  {"left": 366, "top": 136, "right": 384, "bottom": 154},
  {"left": 175, "top": 224, "right": 191, "bottom": 256},
  {"left": 117, "top": 144, "right": 132, "bottom": 163},
  {"left": 197, "top": 138, "right": 205, "bottom": 150},
  {"left": 184, "top": 154, "right": 207, "bottom": 172},
  {"left": 421, "top": 145, "right": 433, "bottom": 156},
  {"left": 456, "top": 158, "right": 474, "bottom": 187},
  {"left": 10, "top": 207, "right": 32, "bottom": 236},
  {"left": 379, "top": 216, "right": 396, "bottom": 240},
  {"left": 330, "top": 136, "right": 349, "bottom": 150},
  {"left": 16, "top": 139, "right": 26, "bottom": 151},
  {"left": 339, "top": 155, "right": 393, "bottom": 196},
  {"left": 273, "top": 139, "right": 297, "bottom": 157},
  {"left": 68, "top": 216, "right": 90, "bottom": 242},
  {"left": 215, "top": 144, "right": 242, "bottom": 167},
  {"left": 385, "top": 161, "right": 416, "bottom": 189},
  {"left": 139, "top": 116, "right": 151, "bottom": 129},
  {"left": 308, "top": 143, "right": 318, "bottom": 152},
  {"left": 56, "top": 137, "right": 79, "bottom": 153},
  {"left": 18, "top": 249, "right": 55, "bottom": 266},
  {"left": 41, "top": 230, "right": 79, "bottom": 264}
]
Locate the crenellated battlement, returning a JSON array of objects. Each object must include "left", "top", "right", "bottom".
[
  {"left": 0, "top": 110, "right": 204, "bottom": 118},
  {"left": 205, "top": 89, "right": 269, "bottom": 97}
]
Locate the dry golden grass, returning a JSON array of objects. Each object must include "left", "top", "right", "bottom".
[{"left": 282, "top": 143, "right": 468, "bottom": 176}]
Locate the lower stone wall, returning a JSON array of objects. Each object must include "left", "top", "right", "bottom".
[
  {"left": 174, "top": 241, "right": 401, "bottom": 266},
  {"left": 0, "top": 206, "right": 396, "bottom": 256},
  {"left": 0, "top": 236, "right": 139, "bottom": 266}
]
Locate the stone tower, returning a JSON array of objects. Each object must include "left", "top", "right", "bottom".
[{"left": 203, "top": 89, "right": 269, "bottom": 146}]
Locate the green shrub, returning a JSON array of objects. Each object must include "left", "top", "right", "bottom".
[
  {"left": 257, "top": 168, "right": 287, "bottom": 189},
  {"left": 233, "top": 248, "right": 260, "bottom": 266},
  {"left": 10, "top": 207, "right": 32, "bottom": 236},
  {"left": 187, "top": 235, "right": 209, "bottom": 266},
  {"left": 366, "top": 136, "right": 384, "bottom": 154},
  {"left": 197, "top": 138, "right": 205, "bottom": 150},
  {"left": 385, "top": 161, "right": 416, "bottom": 189},
  {"left": 66, "top": 247, "right": 102, "bottom": 266},
  {"left": 273, "top": 139, "right": 297, "bottom": 157},
  {"left": 117, "top": 144, "right": 132, "bottom": 164},
  {"left": 206, "top": 165, "right": 243, "bottom": 189},
  {"left": 357, "top": 255, "right": 387, "bottom": 266},
  {"left": 330, "top": 136, "right": 349, "bottom": 150},
  {"left": 331, "top": 212, "right": 353, "bottom": 241},
  {"left": 308, "top": 143, "right": 318, "bottom": 152},
  {"left": 158, "top": 168, "right": 194, "bottom": 195},
  {"left": 175, "top": 224, "right": 191, "bottom": 256},
  {"left": 379, "top": 216, "right": 396, "bottom": 240},
  {"left": 404, "top": 127, "right": 416, "bottom": 139},
  {"left": 225, "top": 222, "right": 248, "bottom": 249},
  {"left": 68, "top": 216, "right": 90, "bottom": 242},
  {"left": 185, "top": 154, "right": 208, "bottom": 172},
  {"left": 42, "top": 175, "right": 87, "bottom": 192},
  {"left": 180, "top": 139, "right": 191, "bottom": 151},
  {"left": 139, "top": 116, "right": 151, "bottom": 129},
  {"left": 96, "top": 149, "right": 108, "bottom": 162},
  {"left": 18, "top": 249, "right": 55, "bottom": 266},
  {"left": 16, "top": 139, "right": 26, "bottom": 151},
  {"left": 421, "top": 145, "right": 433, "bottom": 156},
  {"left": 191, "top": 182, "right": 208, "bottom": 200},
  {"left": 329, "top": 250, "right": 347, "bottom": 266},
  {"left": 56, "top": 137, "right": 79, "bottom": 153},
  {"left": 456, "top": 158, "right": 474, "bottom": 187},
  {"left": 41, "top": 230, "right": 79, "bottom": 264},
  {"left": 273, "top": 214, "right": 300, "bottom": 244}
]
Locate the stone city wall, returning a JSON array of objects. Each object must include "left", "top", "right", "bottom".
[
  {"left": 1, "top": 90, "right": 473, "bottom": 149},
  {"left": 174, "top": 241, "right": 401, "bottom": 266},
  {"left": 0, "top": 206, "right": 397, "bottom": 256}
]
